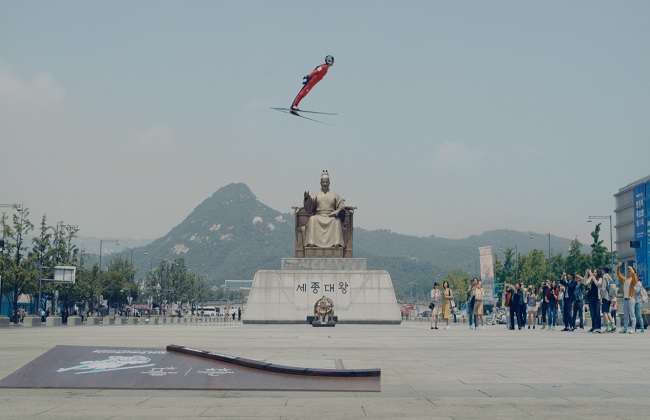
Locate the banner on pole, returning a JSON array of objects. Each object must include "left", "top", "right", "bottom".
[{"left": 478, "top": 246, "right": 495, "bottom": 305}]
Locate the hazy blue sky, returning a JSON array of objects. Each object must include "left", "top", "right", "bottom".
[{"left": 1, "top": 1, "right": 649, "bottom": 247}]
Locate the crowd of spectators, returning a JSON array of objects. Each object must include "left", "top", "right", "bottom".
[{"left": 429, "top": 263, "right": 648, "bottom": 333}]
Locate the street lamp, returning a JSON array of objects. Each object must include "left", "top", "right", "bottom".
[
  {"left": 52, "top": 223, "right": 78, "bottom": 314},
  {"left": 144, "top": 252, "right": 153, "bottom": 271},
  {"left": 409, "top": 282, "right": 416, "bottom": 304},
  {"left": 529, "top": 232, "right": 551, "bottom": 279},
  {"left": 587, "top": 215, "right": 614, "bottom": 268},
  {"left": 0, "top": 203, "right": 23, "bottom": 211},
  {"left": 99, "top": 239, "right": 119, "bottom": 272}
]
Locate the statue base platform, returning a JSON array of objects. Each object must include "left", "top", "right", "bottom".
[
  {"left": 242, "top": 259, "right": 401, "bottom": 325},
  {"left": 304, "top": 247, "right": 344, "bottom": 258},
  {"left": 281, "top": 258, "right": 367, "bottom": 271},
  {"left": 312, "top": 321, "right": 336, "bottom": 327}
]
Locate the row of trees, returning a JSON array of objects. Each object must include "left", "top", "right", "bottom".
[
  {"left": 0, "top": 208, "right": 215, "bottom": 324},
  {"left": 402, "top": 223, "right": 614, "bottom": 307},
  {"left": 494, "top": 223, "right": 612, "bottom": 296},
  {"left": 1, "top": 209, "right": 84, "bottom": 323}
]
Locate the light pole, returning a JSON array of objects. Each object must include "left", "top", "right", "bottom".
[
  {"left": 409, "top": 282, "right": 416, "bottom": 304},
  {"left": 0, "top": 203, "right": 23, "bottom": 211},
  {"left": 144, "top": 252, "right": 153, "bottom": 271},
  {"left": 99, "top": 239, "right": 119, "bottom": 312},
  {"left": 529, "top": 232, "right": 551, "bottom": 279},
  {"left": 587, "top": 215, "right": 614, "bottom": 268},
  {"left": 52, "top": 223, "right": 78, "bottom": 315}
]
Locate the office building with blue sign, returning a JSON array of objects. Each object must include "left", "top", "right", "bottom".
[{"left": 615, "top": 174, "right": 650, "bottom": 287}]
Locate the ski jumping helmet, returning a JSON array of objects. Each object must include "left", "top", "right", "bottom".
[{"left": 325, "top": 55, "right": 334, "bottom": 66}]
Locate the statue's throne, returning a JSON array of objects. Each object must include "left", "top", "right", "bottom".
[{"left": 292, "top": 206, "right": 356, "bottom": 258}]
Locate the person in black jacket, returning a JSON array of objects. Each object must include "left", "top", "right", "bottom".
[
  {"left": 545, "top": 281, "right": 559, "bottom": 330},
  {"left": 507, "top": 283, "right": 524, "bottom": 330},
  {"left": 560, "top": 272, "right": 577, "bottom": 331},
  {"left": 517, "top": 283, "right": 526, "bottom": 329},
  {"left": 540, "top": 280, "right": 550, "bottom": 329}
]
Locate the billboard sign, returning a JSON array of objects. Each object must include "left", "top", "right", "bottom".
[
  {"left": 53, "top": 266, "right": 76, "bottom": 284},
  {"left": 634, "top": 184, "right": 647, "bottom": 286}
]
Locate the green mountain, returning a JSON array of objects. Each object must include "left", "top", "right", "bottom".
[
  {"left": 123, "top": 183, "right": 582, "bottom": 299},
  {"left": 128, "top": 183, "right": 294, "bottom": 282}
]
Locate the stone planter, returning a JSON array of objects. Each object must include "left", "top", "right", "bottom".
[
  {"left": 27, "top": 317, "right": 43, "bottom": 327},
  {"left": 46, "top": 317, "right": 62, "bottom": 327},
  {"left": 132, "top": 318, "right": 140, "bottom": 325},
  {"left": 118, "top": 318, "right": 127, "bottom": 325},
  {"left": 90, "top": 317, "right": 100, "bottom": 325},
  {"left": 0, "top": 318, "right": 10, "bottom": 328},
  {"left": 107, "top": 318, "right": 116, "bottom": 325},
  {"left": 70, "top": 317, "right": 83, "bottom": 326}
]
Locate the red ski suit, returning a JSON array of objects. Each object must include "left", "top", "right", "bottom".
[{"left": 291, "top": 63, "right": 330, "bottom": 109}]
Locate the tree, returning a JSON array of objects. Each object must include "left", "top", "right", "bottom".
[
  {"left": 499, "top": 248, "right": 517, "bottom": 285},
  {"left": 64, "top": 250, "right": 96, "bottom": 315},
  {"left": 27, "top": 219, "right": 80, "bottom": 316},
  {"left": 441, "top": 270, "right": 470, "bottom": 306},
  {"left": 548, "top": 253, "right": 566, "bottom": 281},
  {"left": 0, "top": 212, "right": 10, "bottom": 316},
  {"left": 518, "top": 249, "right": 547, "bottom": 288},
  {"left": 183, "top": 271, "right": 209, "bottom": 315},
  {"left": 566, "top": 238, "right": 590, "bottom": 275},
  {"left": 29, "top": 215, "right": 53, "bottom": 315},
  {"left": 143, "top": 258, "right": 199, "bottom": 313},
  {"left": 1, "top": 208, "right": 36, "bottom": 324},
  {"left": 590, "top": 223, "right": 608, "bottom": 269},
  {"left": 102, "top": 255, "right": 136, "bottom": 312},
  {"left": 494, "top": 255, "right": 504, "bottom": 289}
]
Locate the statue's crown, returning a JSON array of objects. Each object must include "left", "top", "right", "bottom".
[{"left": 321, "top": 170, "right": 329, "bottom": 179}]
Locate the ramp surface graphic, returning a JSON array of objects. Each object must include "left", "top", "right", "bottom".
[{"left": 0, "top": 345, "right": 380, "bottom": 392}]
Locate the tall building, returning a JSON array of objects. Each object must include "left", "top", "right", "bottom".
[{"left": 614, "top": 174, "right": 650, "bottom": 286}]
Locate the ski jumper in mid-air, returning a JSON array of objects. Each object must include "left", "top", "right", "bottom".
[{"left": 291, "top": 55, "right": 334, "bottom": 111}]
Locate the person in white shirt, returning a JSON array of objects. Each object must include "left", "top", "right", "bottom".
[{"left": 429, "top": 282, "right": 442, "bottom": 330}]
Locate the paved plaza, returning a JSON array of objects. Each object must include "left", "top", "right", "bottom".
[{"left": 1, "top": 320, "right": 649, "bottom": 419}]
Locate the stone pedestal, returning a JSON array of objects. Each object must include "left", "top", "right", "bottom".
[
  {"left": 46, "top": 317, "right": 62, "bottom": 327},
  {"left": 312, "top": 320, "right": 336, "bottom": 327},
  {"left": 243, "top": 259, "right": 400, "bottom": 324},
  {"left": 27, "top": 318, "right": 43, "bottom": 327},
  {"left": 281, "top": 258, "right": 367, "bottom": 270}
]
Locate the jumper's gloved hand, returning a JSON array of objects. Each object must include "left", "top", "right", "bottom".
[{"left": 302, "top": 76, "right": 310, "bottom": 85}]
